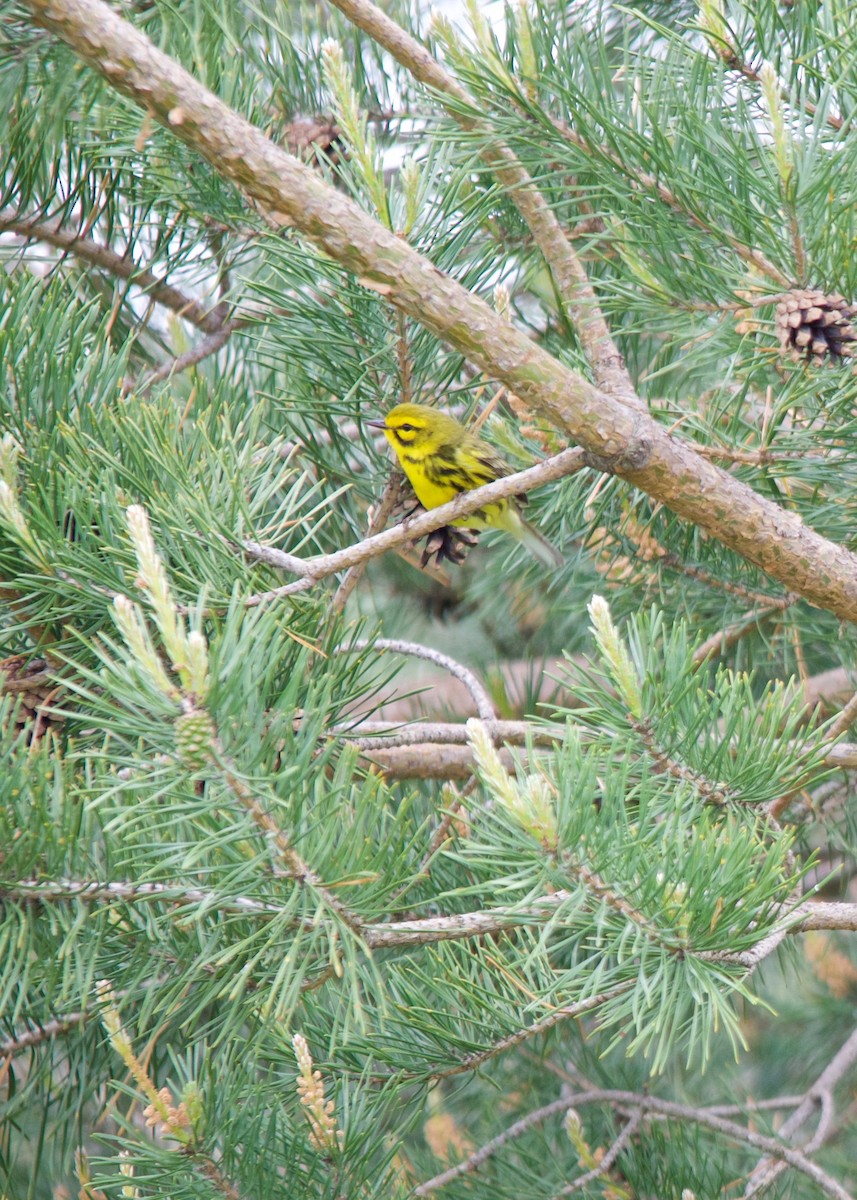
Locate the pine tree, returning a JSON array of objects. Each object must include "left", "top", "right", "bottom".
[{"left": 2, "top": 0, "right": 857, "bottom": 1195}]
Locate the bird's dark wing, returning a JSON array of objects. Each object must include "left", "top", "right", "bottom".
[
  {"left": 465, "top": 436, "right": 529, "bottom": 505},
  {"left": 460, "top": 434, "right": 511, "bottom": 485}
]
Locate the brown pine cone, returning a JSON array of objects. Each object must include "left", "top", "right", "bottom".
[
  {"left": 0, "top": 655, "right": 64, "bottom": 744},
  {"left": 419, "top": 526, "right": 480, "bottom": 568},
  {"left": 283, "top": 116, "right": 345, "bottom": 167},
  {"left": 776, "top": 288, "right": 857, "bottom": 365}
]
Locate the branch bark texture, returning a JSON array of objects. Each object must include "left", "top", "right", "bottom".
[{"left": 20, "top": 0, "right": 857, "bottom": 622}]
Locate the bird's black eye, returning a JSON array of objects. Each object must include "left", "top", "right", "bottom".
[{"left": 399, "top": 423, "right": 415, "bottom": 432}]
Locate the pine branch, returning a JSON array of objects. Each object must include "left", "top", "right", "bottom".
[
  {"left": 10, "top": 879, "right": 855, "bottom": 948},
  {"left": 4, "top": 878, "right": 284, "bottom": 915},
  {"left": 414, "top": 1089, "right": 855, "bottom": 1200},
  {"left": 698, "top": 17, "right": 844, "bottom": 132},
  {"left": 743, "top": 1026, "right": 857, "bottom": 1197},
  {"left": 532, "top": 116, "right": 791, "bottom": 289},
  {"left": 139, "top": 319, "right": 241, "bottom": 389},
  {"left": 0, "top": 207, "right": 228, "bottom": 333},
  {"left": 429, "top": 985, "right": 635, "bottom": 1081},
  {"left": 209, "top": 723, "right": 365, "bottom": 933},
  {"left": 415, "top": 1102, "right": 640, "bottom": 1197},
  {"left": 358, "top": 742, "right": 495, "bottom": 779},
  {"left": 348, "top": 732, "right": 857, "bottom": 781},
  {"left": 553, "top": 1113, "right": 641, "bottom": 1198},
  {"left": 333, "top": 720, "right": 561, "bottom": 748},
  {"left": 0, "top": 1010, "right": 88, "bottom": 1058},
  {"left": 692, "top": 599, "right": 797, "bottom": 665},
  {"left": 825, "top": 690, "right": 857, "bottom": 742},
  {"left": 21, "top": 0, "right": 857, "bottom": 621}
]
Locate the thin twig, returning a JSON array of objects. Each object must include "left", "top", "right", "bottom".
[
  {"left": 552, "top": 1112, "right": 640, "bottom": 1197},
  {"left": 140, "top": 320, "right": 241, "bottom": 388},
  {"left": 330, "top": 471, "right": 404, "bottom": 613},
  {"left": 195, "top": 1159, "right": 244, "bottom": 1200},
  {"left": 0, "top": 1011, "right": 88, "bottom": 1058},
  {"left": 661, "top": 555, "right": 794, "bottom": 606},
  {"left": 692, "top": 599, "right": 797, "bottom": 665},
  {"left": 688, "top": 444, "right": 810, "bottom": 465},
  {"left": 338, "top": 638, "right": 496, "bottom": 721},
  {"left": 388, "top": 775, "right": 479, "bottom": 907},
  {"left": 430, "top": 985, "right": 634, "bottom": 1080},
  {"left": 209, "top": 727, "right": 365, "bottom": 933},
  {"left": 413, "top": 1096, "right": 580, "bottom": 1195},
  {"left": 710, "top": 42, "right": 843, "bottom": 132},
  {"left": 826, "top": 690, "right": 857, "bottom": 742},
  {"left": 540, "top": 118, "right": 791, "bottom": 288}
]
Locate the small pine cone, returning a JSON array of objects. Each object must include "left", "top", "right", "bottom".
[
  {"left": 283, "top": 115, "right": 344, "bottom": 167},
  {"left": 419, "top": 526, "right": 480, "bottom": 568},
  {"left": 0, "top": 655, "right": 64, "bottom": 744},
  {"left": 174, "top": 709, "right": 215, "bottom": 771},
  {"left": 775, "top": 288, "right": 857, "bottom": 366}
]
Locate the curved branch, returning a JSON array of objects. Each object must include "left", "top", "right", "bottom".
[
  {"left": 553, "top": 1113, "right": 641, "bottom": 1198},
  {"left": 744, "top": 1026, "right": 857, "bottom": 1197},
  {"left": 338, "top": 638, "right": 496, "bottom": 721},
  {"left": 141, "top": 319, "right": 241, "bottom": 387},
  {"left": 18, "top": 0, "right": 857, "bottom": 624}
]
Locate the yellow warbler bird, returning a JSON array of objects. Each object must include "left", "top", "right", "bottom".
[{"left": 367, "top": 402, "right": 562, "bottom": 567}]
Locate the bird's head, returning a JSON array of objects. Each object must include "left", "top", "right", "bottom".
[{"left": 367, "top": 403, "right": 460, "bottom": 455}]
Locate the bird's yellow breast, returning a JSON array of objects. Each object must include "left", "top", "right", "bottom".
[
  {"left": 397, "top": 453, "right": 460, "bottom": 508},
  {"left": 395, "top": 447, "right": 510, "bottom": 530}
]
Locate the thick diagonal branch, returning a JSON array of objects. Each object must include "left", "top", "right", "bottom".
[{"left": 19, "top": 0, "right": 857, "bottom": 623}]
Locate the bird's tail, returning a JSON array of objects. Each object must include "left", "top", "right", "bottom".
[{"left": 518, "top": 518, "right": 563, "bottom": 568}]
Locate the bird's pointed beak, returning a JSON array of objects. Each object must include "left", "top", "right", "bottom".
[{"left": 366, "top": 419, "right": 388, "bottom": 430}]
